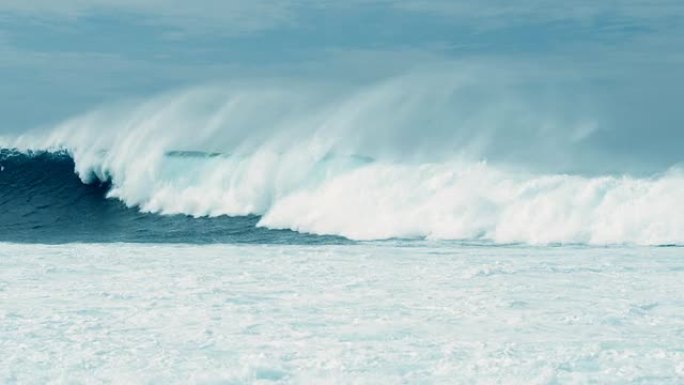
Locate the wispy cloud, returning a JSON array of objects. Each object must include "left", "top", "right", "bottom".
[
  {"left": 2, "top": 0, "right": 682, "bottom": 35},
  {"left": 393, "top": 0, "right": 684, "bottom": 24},
  {"left": 0, "top": 0, "right": 296, "bottom": 35}
]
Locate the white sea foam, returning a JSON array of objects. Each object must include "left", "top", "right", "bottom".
[
  {"left": 1, "top": 243, "right": 683, "bottom": 384},
  {"left": 5, "top": 73, "right": 683, "bottom": 245}
]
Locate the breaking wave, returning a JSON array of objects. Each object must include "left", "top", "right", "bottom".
[
  {"left": 1, "top": 73, "right": 682, "bottom": 245},
  {"left": 0, "top": 150, "right": 344, "bottom": 244}
]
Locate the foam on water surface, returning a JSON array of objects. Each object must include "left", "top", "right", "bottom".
[{"left": 1, "top": 243, "right": 682, "bottom": 384}]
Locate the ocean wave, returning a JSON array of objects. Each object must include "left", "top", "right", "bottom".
[
  {"left": 0, "top": 150, "right": 343, "bottom": 244},
  {"left": 2, "top": 75, "right": 682, "bottom": 245},
  {"left": 1, "top": 147, "right": 681, "bottom": 245}
]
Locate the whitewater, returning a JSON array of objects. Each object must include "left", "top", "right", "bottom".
[{"left": 2, "top": 243, "right": 683, "bottom": 385}]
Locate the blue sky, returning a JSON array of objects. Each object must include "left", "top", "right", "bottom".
[{"left": 1, "top": 1, "right": 683, "bottom": 171}]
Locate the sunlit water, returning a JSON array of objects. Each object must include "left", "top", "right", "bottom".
[{"left": 1, "top": 243, "right": 682, "bottom": 384}]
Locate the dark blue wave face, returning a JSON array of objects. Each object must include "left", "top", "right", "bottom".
[{"left": 0, "top": 149, "right": 347, "bottom": 244}]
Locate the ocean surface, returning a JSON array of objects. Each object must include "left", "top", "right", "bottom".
[
  {"left": 1, "top": 243, "right": 683, "bottom": 384},
  {"left": 1, "top": 84, "right": 683, "bottom": 385}
]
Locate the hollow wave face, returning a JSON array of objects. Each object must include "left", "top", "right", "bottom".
[{"left": 2, "top": 71, "right": 683, "bottom": 245}]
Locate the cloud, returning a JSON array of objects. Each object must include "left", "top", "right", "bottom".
[
  {"left": 2, "top": 0, "right": 683, "bottom": 36},
  {"left": 393, "top": 0, "right": 684, "bottom": 23},
  {"left": 0, "top": 0, "right": 296, "bottom": 35}
]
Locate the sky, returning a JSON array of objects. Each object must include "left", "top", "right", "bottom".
[{"left": 0, "top": 0, "right": 683, "bottom": 173}]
